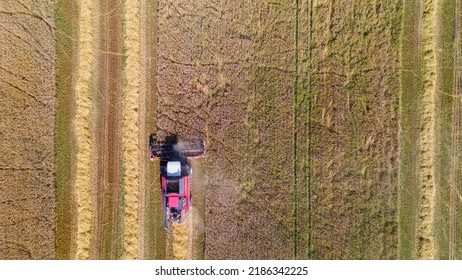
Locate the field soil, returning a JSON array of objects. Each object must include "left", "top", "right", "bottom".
[{"left": 0, "top": 0, "right": 56, "bottom": 259}]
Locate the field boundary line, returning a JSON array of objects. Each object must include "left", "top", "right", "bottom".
[
  {"left": 305, "top": 0, "right": 313, "bottom": 260},
  {"left": 292, "top": 0, "right": 300, "bottom": 260},
  {"left": 449, "top": 0, "right": 461, "bottom": 260}
]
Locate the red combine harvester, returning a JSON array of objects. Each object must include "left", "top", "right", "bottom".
[{"left": 149, "top": 135, "right": 204, "bottom": 229}]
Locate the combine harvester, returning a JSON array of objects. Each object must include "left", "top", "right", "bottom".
[{"left": 149, "top": 135, "right": 204, "bottom": 229}]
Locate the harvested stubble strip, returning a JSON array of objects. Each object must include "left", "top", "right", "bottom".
[
  {"left": 122, "top": 0, "right": 142, "bottom": 259},
  {"left": 172, "top": 218, "right": 191, "bottom": 260},
  {"left": 417, "top": 0, "right": 438, "bottom": 260},
  {"left": 74, "top": 0, "right": 95, "bottom": 260}
]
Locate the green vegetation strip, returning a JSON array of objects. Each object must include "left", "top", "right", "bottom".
[
  {"left": 55, "top": 0, "right": 78, "bottom": 259},
  {"left": 434, "top": 0, "right": 456, "bottom": 259},
  {"left": 398, "top": 0, "right": 422, "bottom": 259}
]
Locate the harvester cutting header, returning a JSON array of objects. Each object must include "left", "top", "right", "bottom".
[{"left": 149, "top": 135, "right": 204, "bottom": 229}]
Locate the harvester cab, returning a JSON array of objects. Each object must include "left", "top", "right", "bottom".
[{"left": 149, "top": 134, "right": 204, "bottom": 229}]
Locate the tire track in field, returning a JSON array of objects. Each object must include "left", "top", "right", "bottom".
[
  {"left": 165, "top": 225, "right": 173, "bottom": 259},
  {"left": 139, "top": 0, "right": 149, "bottom": 259},
  {"left": 187, "top": 208, "right": 194, "bottom": 258},
  {"left": 95, "top": 0, "right": 123, "bottom": 259},
  {"left": 417, "top": 0, "right": 437, "bottom": 260},
  {"left": 73, "top": 0, "right": 95, "bottom": 259},
  {"left": 449, "top": 0, "right": 461, "bottom": 260},
  {"left": 292, "top": 0, "right": 299, "bottom": 259}
]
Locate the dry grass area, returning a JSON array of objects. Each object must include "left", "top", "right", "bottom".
[{"left": 0, "top": 0, "right": 56, "bottom": 259}]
